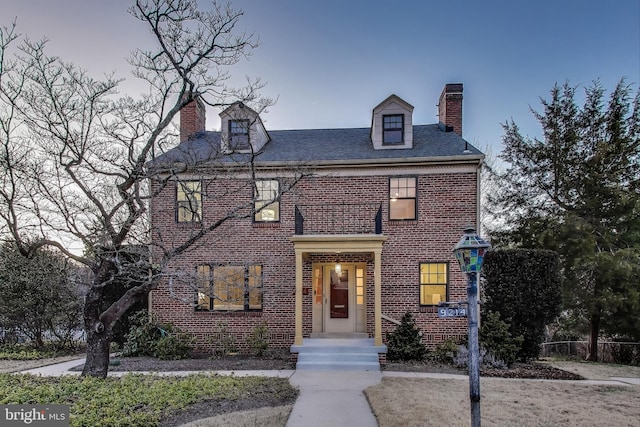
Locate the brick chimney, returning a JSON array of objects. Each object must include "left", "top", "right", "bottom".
[
  {"left": 180, "top": 97, "right": 206, "bottom": 142},
  {"left": 438, "top": 83, "right": 463, "bottom": 136}
]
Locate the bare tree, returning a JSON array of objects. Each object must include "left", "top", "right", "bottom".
[{"left": 0, "top": 0, "right": 301, "bottom": 378}]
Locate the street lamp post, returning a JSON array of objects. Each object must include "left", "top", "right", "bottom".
[{"left": 453, "top": 225, "right": 491, "bottom": 427}]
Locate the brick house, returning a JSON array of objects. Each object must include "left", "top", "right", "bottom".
[{"left": 148, "top": 83, "right": 484, "bottom": 359}]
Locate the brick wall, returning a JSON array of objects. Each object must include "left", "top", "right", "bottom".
[{"left": 150, "top": 168, "right": 478, "bottom": 351}]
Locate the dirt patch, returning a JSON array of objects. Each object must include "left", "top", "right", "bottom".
[
  {"left": 68, "top": 351, "right": 295, "bottom": 372},
  {"left": 157, "top": 388, "right": 296, "bottom": 427},
  {"left": 177, "top": 405, "right": 293, "bottom": 427},
  {"left": 383, "top": 359, "right": 584, "bottom": 380}
]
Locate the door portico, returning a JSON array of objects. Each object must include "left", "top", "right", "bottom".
[
  {"left": 290, "top": 235, "right": 387, "bottom": 346},
  {"left": 312, "top": 264, "right": 365, "bottom": 335}
]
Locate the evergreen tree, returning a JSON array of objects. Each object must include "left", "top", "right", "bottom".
[
  {"left": 385, "top": 311, "right": 427, "bottom": 362},
  {"left": 0, "top": 241, "right": 82, "bottom": 349},
  {"left": 488, "top": 79, "right": 640, "bottom": 361}
]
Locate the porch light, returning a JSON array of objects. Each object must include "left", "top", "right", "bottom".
[
  {"left": 334, "top": 263, "right": 342, "bottom": 275},
  {"left": 452, "top": 225, "right": 491, "bottom": 427}
]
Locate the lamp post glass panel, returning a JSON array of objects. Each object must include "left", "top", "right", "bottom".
[{"left": 453, "top": 226, "right": 490, "bottom": 427}]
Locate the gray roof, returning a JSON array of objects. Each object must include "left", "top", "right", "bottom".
[{"left": 150, "top": 124, "right": 484, "bottom": 168}]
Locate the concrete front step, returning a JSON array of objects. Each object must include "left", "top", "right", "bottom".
[
  {"left": 292, "top": 337, "right": 387, "bottom": 371},
  {"left": 296, "top": 360, "right": 380, "bottom": 371},
  {"left": 298, "top": 353, "right": 379, "bottom": 363},
  {"left": 309, "top": 332, "right": 369, "bottom": 339}
]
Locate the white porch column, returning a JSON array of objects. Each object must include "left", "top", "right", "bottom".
[
  {"left": 374, "top": 248, "right": 383, "bottom": 346},
  {"left": 294, "top": 249, "right": 304, "bottom": 345}
]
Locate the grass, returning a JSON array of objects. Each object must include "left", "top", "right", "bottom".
[
  {"left": 540, "top": 358, "right": 640, "bottom": 380},
  {"left": 0, "top": 373, "right": 298, "bottom": 427},
  {"left": 366, "top": 377, "right": 640, "bottom": 427},
  {"left": 366, "top": 360, "right": 640, "bottom": 427}
]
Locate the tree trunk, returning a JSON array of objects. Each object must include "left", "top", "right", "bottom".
[
  {"left": 81, "top": 265, "right": 111, "bottom": 378},
  {"left": 82, "top": 329, "right": 111, "bottom": 378},
  {"left": 80, "top": 258, "right": 151, "bottom": 378},
  {"left": 587, "top": 313, "right": 600, "bottom": 362}
]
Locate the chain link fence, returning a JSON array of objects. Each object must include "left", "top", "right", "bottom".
[{"left": 541, "top": 340, "right": 640, "bottom": 365}]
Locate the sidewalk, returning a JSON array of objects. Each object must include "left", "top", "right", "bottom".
[{"left": 20, "top": 358, "right": 294, "bottom": 379}]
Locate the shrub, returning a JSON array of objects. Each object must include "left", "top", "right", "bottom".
[
  {"left": 453, "top": 345, "right": 508, "bottom": 370},
  {"left": 210, "top": 322, "right": 237, "bottom": 357},
  {"left": 479, "top": 311, "right": 523, "bottom": 366},
  {"left": 610, "top": 340, "right": 640, "bottom": 366},
  {"left": 0, "top": 342, "right": 74, "bottom": 360},
  {"left": 385, "top": 312, "right": 427, "bottom": 362},
  {"left": 122, "top": 311, "right": 160, "bottom": 357},
  {"left": 430, "top": 338, "right": 461, "bottom": 364},
  {"left": 248, "top": 322, "right": 269, "bottom": 356},
  {"left": 122, "top": 310, "right": 192, "bottom": 359},
  {"left": 154, "top": 333, "right": 193, "bottom": 360}
]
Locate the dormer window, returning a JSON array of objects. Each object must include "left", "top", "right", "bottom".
[
  {"left": 383, "top": 115, "right": 404, "bottom": 145},
  {"left": 229, "top": 119, "right": 250, "bottom": 150},
  {"left": 219, "top": 102, "right": 270, "bottom": 154},
  {"left": 371, "top": 95, "right": 413, "bottom": 150}
]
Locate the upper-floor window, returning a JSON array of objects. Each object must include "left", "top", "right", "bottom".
[
  {"left": 229, "top": 119, "right": 250, "bottom": 150},
  {"left": 196, "top": 264, "right": 263, "bottom": 311},
  {"left": 389, "top": 176, "right": 416, "bottom": 220},
  {"left": 420, "top": 262, "right": 448, "bottom": 306},
  {"left": 176, "top": 180, "right": 202, "bottom": 223},
  {"left": 254, "top": 179, "right": 280, "bottom": 222},
  {"left": 383, "top": 114, "right": 403, "bottom": 145}
]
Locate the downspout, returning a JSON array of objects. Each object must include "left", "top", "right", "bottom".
[
  {"left": 476, "top": 158, "right": 484, "bottom": 330},
  {"left": 476, "top": 159, "right": 483, "bottom": 234}
]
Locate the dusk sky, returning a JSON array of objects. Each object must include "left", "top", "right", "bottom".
[{"left": 3, "top": 0, "right": 639, "bottom": 156}]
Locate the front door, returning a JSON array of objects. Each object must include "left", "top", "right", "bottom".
[{"left": 324, "top": 265, "right": 356, "bottom": 333}]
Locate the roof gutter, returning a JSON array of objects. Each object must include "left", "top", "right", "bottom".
[{"left": 147, "top": 153, "right": 485, "bottom": 174}]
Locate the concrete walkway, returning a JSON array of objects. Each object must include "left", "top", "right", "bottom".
[{"left": 286, "top": 370, "right": 381, "bottom": 427}]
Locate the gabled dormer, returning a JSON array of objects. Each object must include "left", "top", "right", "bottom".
[
  {"left": 219, "top": 102, "right": 270, "bottom": 153},
  {"left": 370, "top": 94, "right": 414, "bottom": 150}
]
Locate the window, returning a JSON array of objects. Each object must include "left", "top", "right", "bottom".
[
  {"left": 420, "top": 262, "right": 448, "bottom": 305},
  {"left": 196, "top": 265, "right": 211, "bottom": 310},
  {"left": 195, "top": 264, "right": 262, "bottom": 311},
  {"left": 356, "top": 267, "right": 365, "bottom": 305},
  {"left": 383, "top": 114, "right": 403, "bottom": 144},
  {"left": 254, "top": 180, "right": 280, "bottom": 222},
  {"left": 177, "top": 181, "right": 202, "bottom": 222},
  {"left": 389, "top": 177, "right": 417, "bottom": 220},
  {"left": 229, "top": 119, "right": 250, "bottom": 150}
]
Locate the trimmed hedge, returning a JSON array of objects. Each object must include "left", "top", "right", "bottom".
[{"left": 483, "top": 249, "right": 562, "bottom": 360}]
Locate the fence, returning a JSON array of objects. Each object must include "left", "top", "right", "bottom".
[
  {"left": 540, "top": 340, "right": 640, "bottom": 365},
  {"left": 295, "top": 203, "right": 382, "bottom": 235}
]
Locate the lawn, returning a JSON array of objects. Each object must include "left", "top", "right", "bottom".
[
  {"left": 0, "top": 373, "right": 298, "bottom": 427},
  {"left": 366, "top": 361, "right": 640, "bottom": 427}
]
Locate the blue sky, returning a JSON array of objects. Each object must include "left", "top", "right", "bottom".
[{"left": 3, "top": 0, "right": 639, "bottom": 156}]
